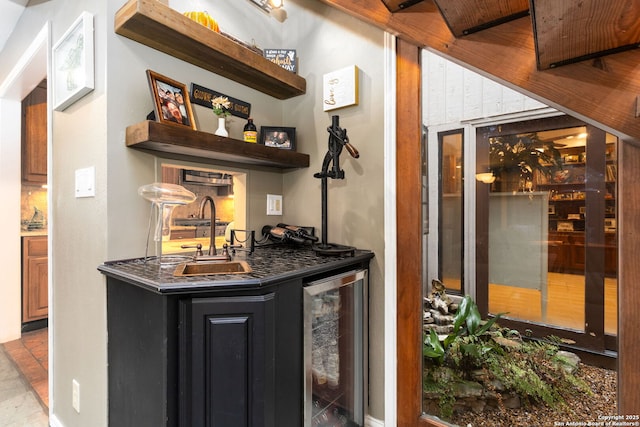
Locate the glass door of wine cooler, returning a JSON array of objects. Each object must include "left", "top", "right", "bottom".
[{"left": 304, "top": 269, "right": 367, "bottom": 427}]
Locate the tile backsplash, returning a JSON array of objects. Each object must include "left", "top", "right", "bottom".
[
  {"left": 170, "top": 184, "right": 234, "bottom": 222},
  {"left": 21, "top": 184, "right": 48, "bottom": 229}
]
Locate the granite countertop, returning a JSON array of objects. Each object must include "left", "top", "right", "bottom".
[{"left": 98, "top": 244, "right": 374, "bottom": 295}]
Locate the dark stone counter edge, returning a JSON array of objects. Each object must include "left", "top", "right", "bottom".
[{"left": 98, "top": 250, "right": 374, "bottom": 295}]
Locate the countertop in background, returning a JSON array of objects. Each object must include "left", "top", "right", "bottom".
[{"left": 20, "top": 229, "right": 47, "bottom": 237}]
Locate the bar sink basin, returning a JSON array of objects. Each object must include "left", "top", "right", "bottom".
[{"left": 173, "top": 261, "right": 252, "bottom": 276}]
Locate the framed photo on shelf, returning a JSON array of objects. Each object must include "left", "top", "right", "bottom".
[
  {"left": 260, "top": 126, "right": 296, "bottom": 150},
  {"left": 52, "top": 12, "right": 94, "bottom": 111},
  {"left": 548, "top": 205, "right": 555, "bottom": 215},
  {"left": 146, "top": 70, "right": 196, "bottom": 130}
]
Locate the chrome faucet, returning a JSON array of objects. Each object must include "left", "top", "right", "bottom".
[{"left": 199, "top": 195, "right": 217, "bottom": 256}]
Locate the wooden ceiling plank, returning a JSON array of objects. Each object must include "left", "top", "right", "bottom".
[
  {"left": 433, "top": 0, "right": 529, "bottom": 36},
  {"left": 380, "top": 0, "right": 425, "bottom": 13},
  {"left": 531, "top": 0, "right": 640, "bottom": 69},
  {"left": 320, "top": 0, "right": 640, "bottom": 141}
]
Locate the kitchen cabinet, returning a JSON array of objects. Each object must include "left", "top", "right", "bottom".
[
  {"left": 548, "top": 231, "right": 616, "bottom": 276},
  {"left": 180, "top": 281, "right": 303, "bottom": 427},
  {"left": 106, "top": 278, "right": 301, "bottom": 427},
  {"left": 162, "top": 166, "right": 182, "bottom": 185},
  {"left": 22, "top": 80, "right": 47, "bottom": 184},
  {"left": 169, "top": 228, "right": 196, "bottom": 240},
  {"left": 22, "top": 235, "right": 48, "bottom": 323},
  {"left": 181, "top": 293, "right": 277, "bottom": 426},
  {"left": 101, "top": 246, "right": 373, "bottom": 427}
]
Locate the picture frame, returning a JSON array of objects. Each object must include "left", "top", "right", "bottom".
[
  {"left": 260, "top": 126, "right": 296, "bottom": 150},
  {"left": 548, "top": 205, "right": 555, "bottom": 215},
  {"left": 557, "top": 221, "right": 574, "bottom": 232},
  {"left": 146, "top": 70, "right": 196, "bottom": 130},
  {"left": 322, "top": 65, "right": 359, "bottom": 112},
  {"left": 52, "top": 12, "right": 94, "bottom": 111}
]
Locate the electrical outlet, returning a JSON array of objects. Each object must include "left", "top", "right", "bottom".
[
  {"left": 72, "top": 379, "right": 80, "bottom": 413},
  {"left": 266, "top": 194, "right": 282, "bottom": 215}
]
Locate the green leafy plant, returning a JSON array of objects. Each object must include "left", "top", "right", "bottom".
[
  {"left": 424, "top": 295, "right": 505, "bottom": 366},
  {"left": 423, "top": 295, "right": 592, "bottom": 420},
  {"left": 489, "top": 133, "right": 563, "bottom": 180}
]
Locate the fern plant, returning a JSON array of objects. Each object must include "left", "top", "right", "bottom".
[{"left": 423, "top": 296, "right": 592, "bottom": 419}]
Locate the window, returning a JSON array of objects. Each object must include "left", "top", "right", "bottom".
[{"left": 476, "top": 116, "right": 617, "bottom": 351}]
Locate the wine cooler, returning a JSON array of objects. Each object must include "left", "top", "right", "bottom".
[{"left": 304, "top": 269, "right": 368, "bottom": 427}]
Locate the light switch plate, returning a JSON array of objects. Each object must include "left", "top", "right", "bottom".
[
  {"left": 266, "top": 194, "right": 282, "bottom": 215},
  {"left": 75, "top": 166, "right": 95, "bottom": 198}
]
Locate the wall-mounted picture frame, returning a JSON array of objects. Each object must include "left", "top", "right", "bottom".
[
  {"left": 52, "top": 12, "right": 94, "bottom": 111},
  {"left": 260, "top": 126, "right": 296, "bottom": 150},
  {"left": 322, "top": 65, "right": 359, "bottom": 112},
  {"left": 146, "top": 70, "right": 196, "bottom": 130}
]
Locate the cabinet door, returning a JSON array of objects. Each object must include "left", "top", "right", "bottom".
[
  {"left": 181, "top": 294, "right": 276, "bottom": 427},
  {"left": 22, "top": 236, "right": 48, "bottom": 323},
  {"left": 22, "top": 81, "right": 47, "bottom": 184}
]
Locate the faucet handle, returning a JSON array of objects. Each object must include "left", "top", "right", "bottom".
[{"left": 181, "top": 243, "right": 203, "bottom": 257}]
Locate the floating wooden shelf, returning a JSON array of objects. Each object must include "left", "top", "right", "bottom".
[
  {"left": 114, "top": 0, "right": 306, "bottom": 99},
  {"left": 126, "top": 121, "right": 310, "bottom": 170}
]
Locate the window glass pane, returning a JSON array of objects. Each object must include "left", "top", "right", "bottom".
[
  {"left": 440, "top": 131, "right": 463, "bottom": 293},
  {"left": 604, "top": 133, "right": 618, "bottom": 336},
  {"left": 486, "top": 126, "right": 617, "bottom": 335}
]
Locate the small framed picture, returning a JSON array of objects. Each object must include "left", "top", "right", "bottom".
[
  {"left": 52, "top": 12, "right": 94, "bottom": 111},
  {"left": 557, "top": 221, "right": 574, "bottom": 232},
  {"left": 260, "top": 126, "right": 296, "bottom": 150},
  {"left": 548, "top": 205, "right": 555, "bottom": 215},
  {"left": 146, "top": 70, "right": 196, "bottom": 130}
]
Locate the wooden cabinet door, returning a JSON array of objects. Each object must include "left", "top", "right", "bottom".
[
  {"left": 22, "top": 236, "right": 48, "bottom": 323},
  {"left": 181, "top": 294, "right": 276, "bottom": 427},
  {"left": 22, "top": 81, "right": 47, "bottom": 184}
]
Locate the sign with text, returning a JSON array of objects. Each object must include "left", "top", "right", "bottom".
[
  {"left": 263, "top": 49, "right": 297, "bottom": 74},
  {"left": 322, "top": 65, "right": 359, "bottom": 112},
  {"left": 189, "top": 83, "right": 251, "bottom": 119}
]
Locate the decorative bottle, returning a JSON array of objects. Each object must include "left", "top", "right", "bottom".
[{"left": 243, "top": 118, "right": 257, "bottom": 143}]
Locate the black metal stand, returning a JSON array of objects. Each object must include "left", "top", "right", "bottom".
[
  {"left": 313, "top": 115, "right": 360, "bottom": 256},
  {"left": 229, "top": 229, "right": 255, "bottom": 254}
]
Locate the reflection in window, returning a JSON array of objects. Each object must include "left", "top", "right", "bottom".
[
  {"left": 485, "top": 126, "right": 618, "bottom": 336},
  {"left": 439, "top": 130, "right": 463, "bottom": 293}
]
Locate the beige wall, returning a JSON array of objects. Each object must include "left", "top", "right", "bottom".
[
  {"left": 281, "top": 0, "right": 387, "bottom": 419},
  {"left": 1, "top": 0, "right": 387, "bottom": 425}
]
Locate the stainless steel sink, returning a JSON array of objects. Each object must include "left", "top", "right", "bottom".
[{"left": 173, "top": 261, "right": 252, "bottom": 276}]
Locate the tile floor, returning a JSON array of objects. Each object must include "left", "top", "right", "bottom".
[{"left": 0, "top": 328, "right": 48, "bottom": 427}]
